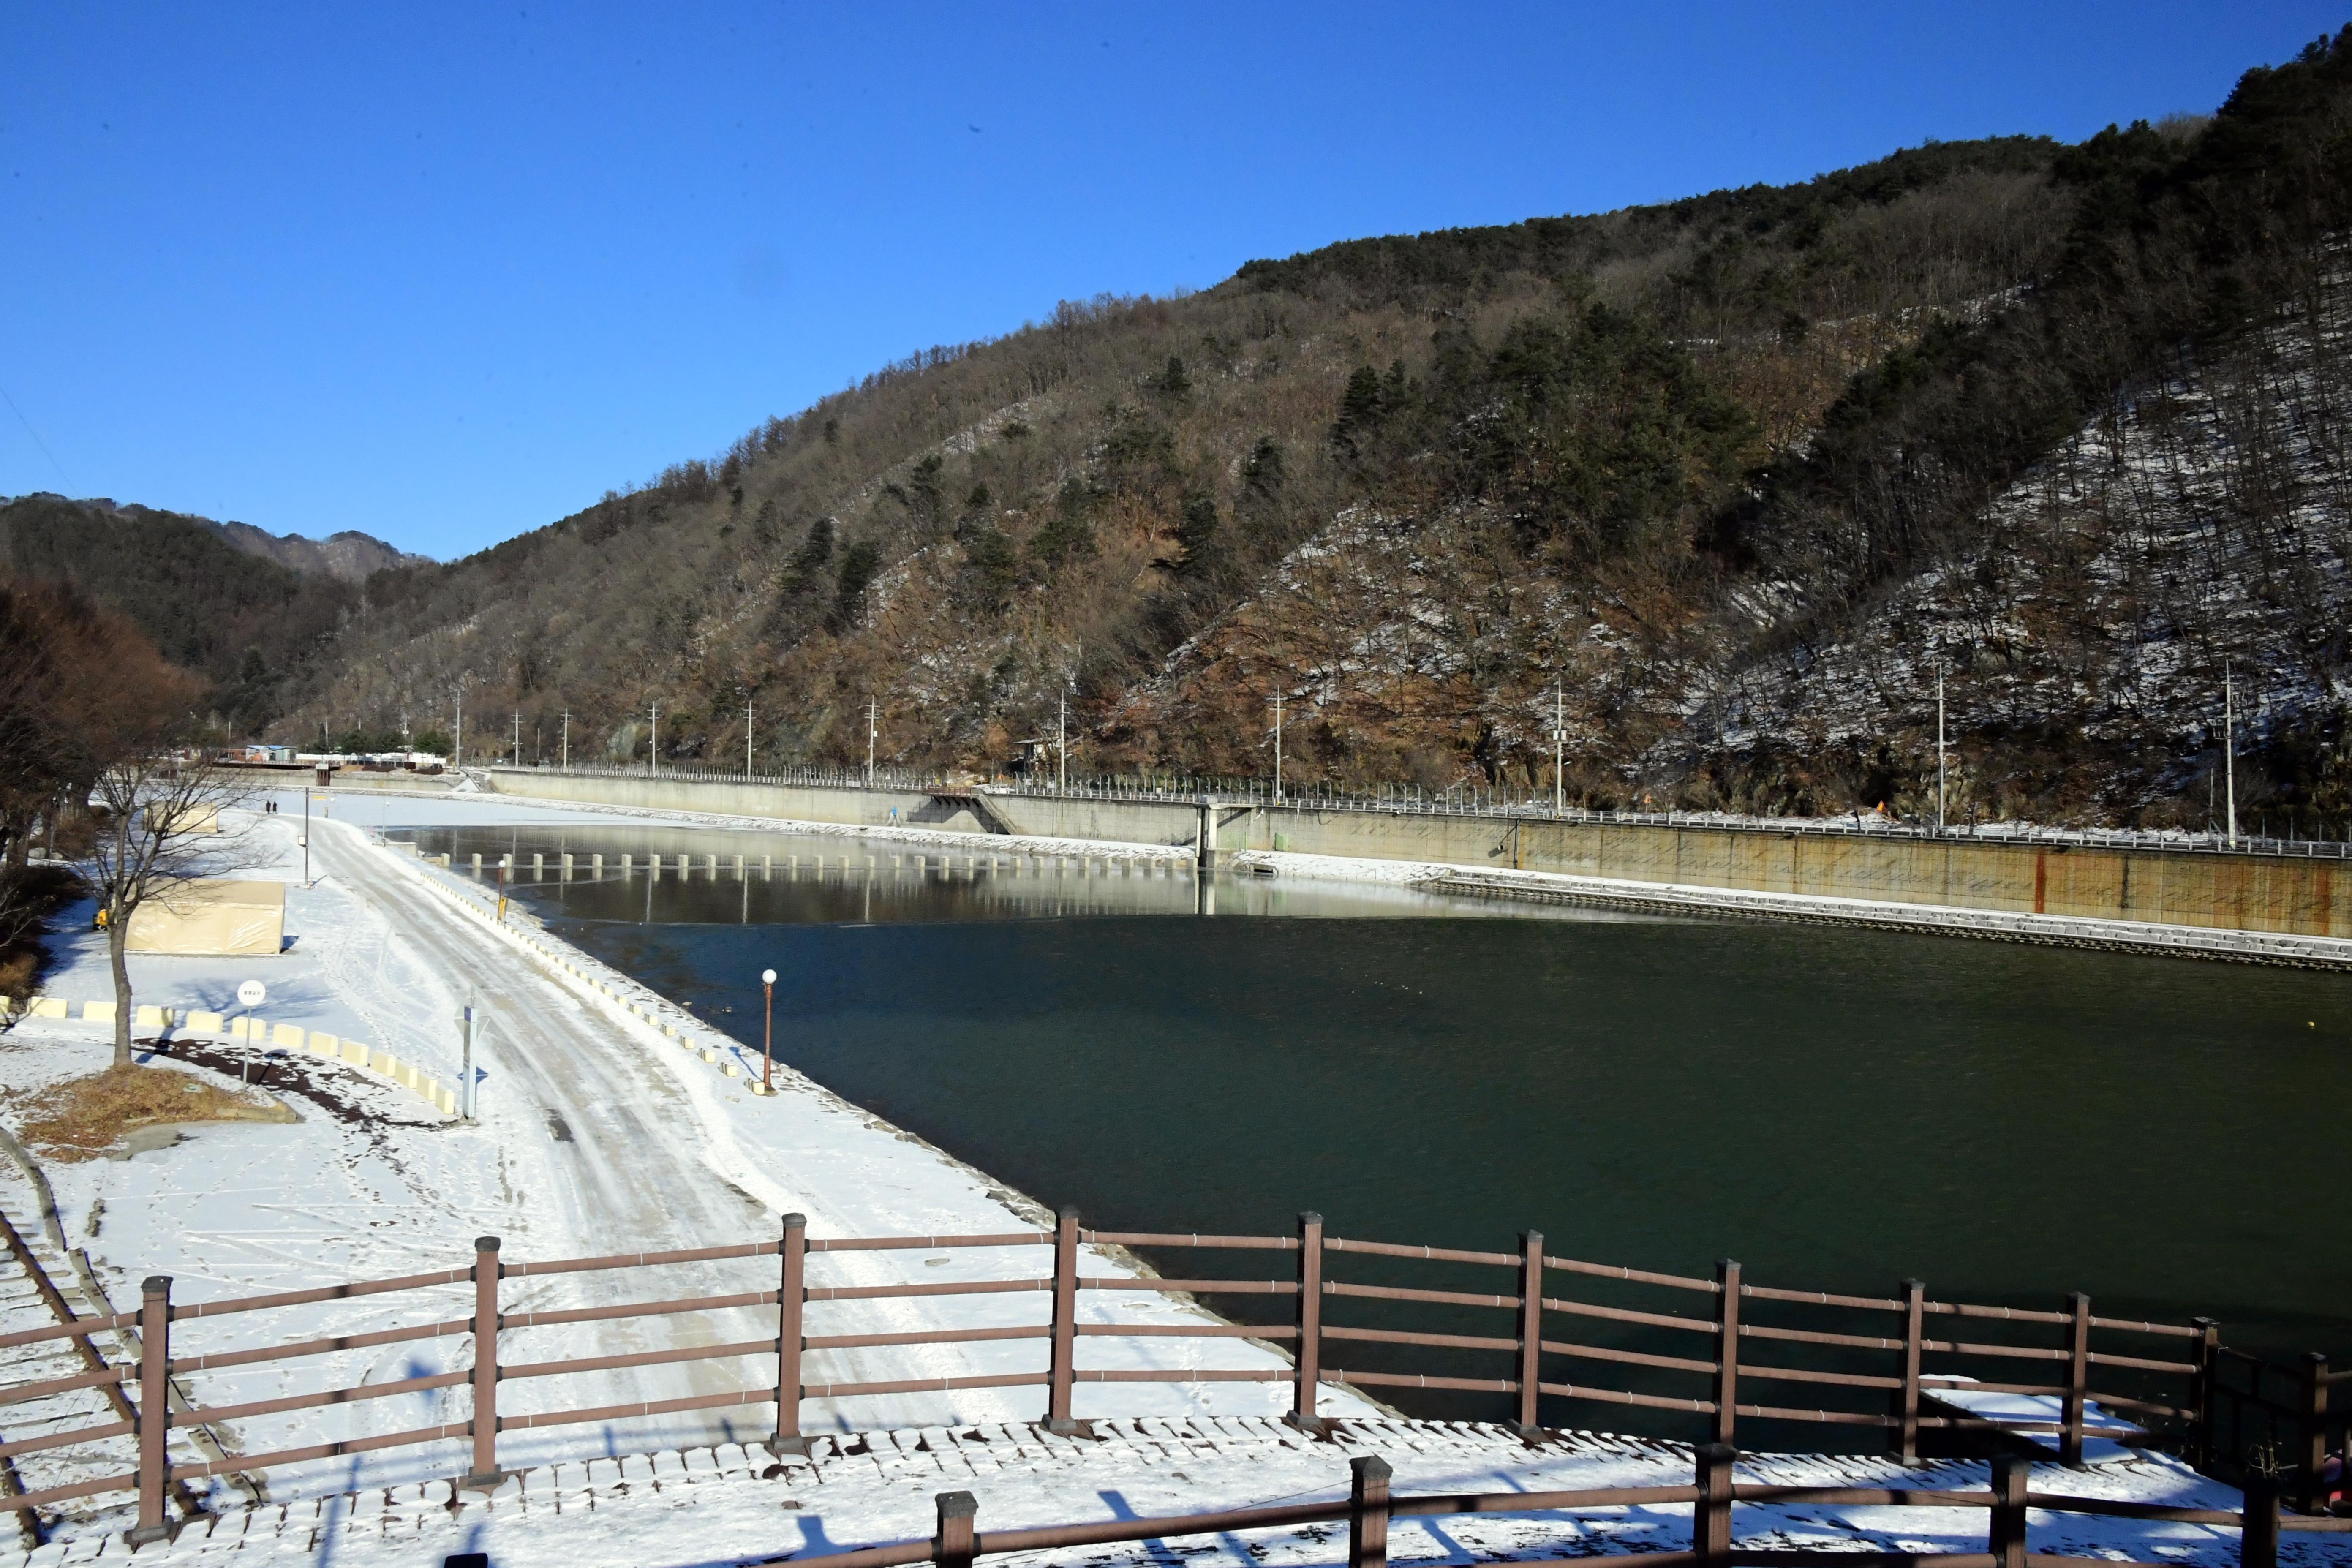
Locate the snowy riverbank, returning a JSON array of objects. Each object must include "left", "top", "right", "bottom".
[{"left": 0, "top": 797, "right": 1377, "bottom": 1544}]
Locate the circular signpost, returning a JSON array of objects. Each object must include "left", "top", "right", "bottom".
[{"left": 236, "top": 981, "right": 267, "bottom": 1086}]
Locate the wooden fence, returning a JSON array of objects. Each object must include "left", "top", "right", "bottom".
[
  {"left": 0, "top": 1210, "right": 2333, "bottom": 1546},
  {"left": 809, "top": 1452, "right": 2347, "bottom": 1568}
]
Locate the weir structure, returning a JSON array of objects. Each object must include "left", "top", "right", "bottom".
[
  {"left": 2, "top": 1210, "right": 2343, "bottom": 1546},
  {"left": 477, "top": 765, "right": 2352, "bottom": 963}
]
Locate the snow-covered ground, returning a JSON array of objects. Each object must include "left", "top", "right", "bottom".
[
  {"left": 27, "top": 1416, "right": 2320, "bottom": 1568},
  {"left": 2, "top": 791, "right": 2327, "bottom": 1565},
  {"left": 0, "top": 794, "right": 1379, "bottom": 1546}
]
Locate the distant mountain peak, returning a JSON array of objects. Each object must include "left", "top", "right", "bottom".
[
  {"left": 211, "top": 519, "right": 433, "bottom": 583},
  {"left": 1, "top": 494, "right": 433, "bottom": 583}
]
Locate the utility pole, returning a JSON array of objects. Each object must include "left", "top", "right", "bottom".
[
  {"left": 513, "top": 708, "right": 520, "bottom": 768},
  {"left": 866, "top": 699, "right": 877, "bottom": 786},
  {"left": 2225, "top": 661, "right": 2238, "bottom": 848},
  {"left": 1936, "top": 665, "right": 1947, "bottom": 835},
  {"left": 1554, "top": 681, "right": 1565, "bottom": 816},
  {"left": 455, "top": 692, "right": 463, "bottom": 770},
  {"left": 650, "top": 702, "right": 659, "bottom": 778},
  {"left": 561, "top": 710, "right": 569, "bottom": 770},
  {"left": 1273, "top": 692, "right": 1283, "bottom": 802},
  {"left": 746, "top": 696, "right": 754, "bottom": 779},
  {"left": 1057, "top": 692, "right": 1067, "bottom": 796}
]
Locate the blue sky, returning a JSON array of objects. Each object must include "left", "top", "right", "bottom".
[{"left": 3, "top": 3, "right": 2344, "bottom": 561}]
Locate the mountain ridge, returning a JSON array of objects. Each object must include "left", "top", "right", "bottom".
[{"left": 24, "top": 30, "right": 2352, "bottom": 827}]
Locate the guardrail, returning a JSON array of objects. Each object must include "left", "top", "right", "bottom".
[{"left": 4, "top": 1210, "right": 2319, "bottom": 1542}]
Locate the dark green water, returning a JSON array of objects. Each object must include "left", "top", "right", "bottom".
[{"left": 401, "top": 823, "right": 2352, "bottom": 1443}]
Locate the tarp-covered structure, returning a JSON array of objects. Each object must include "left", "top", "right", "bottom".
[{"left": 125, "top": 879, "right": 283, "bottom": 956}]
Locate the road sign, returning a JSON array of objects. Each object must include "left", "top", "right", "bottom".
[{"left": 237, "top": 980, "right": 267, "bottom": 1008}]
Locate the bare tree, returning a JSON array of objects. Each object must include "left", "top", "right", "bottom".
[{"left": 87, "top": 754, "right": 259, "bottom": 1066}]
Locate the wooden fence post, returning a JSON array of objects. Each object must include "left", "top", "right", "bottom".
[
  {"left": 935, "top": 1490, "right": 977, "bottom": 1568},
  {"left": 1712, "top": 1260, "right": 1741, "bottom": 1448},
  {"left": 1989, "top": 1455, "right": 2031, "bottom": 1568},
  {"left": 771, "top": 1213, "right": 808, "bottom": 1456},
  {"left": 2241, "top": 1474, "right": 2279, "bottom": 1568},
  {"left": 1348, "top": 1454, "right": 1391, "bottom": 1568},
  {"left": 465, "top": 1236, "right": 503, "bottom": 1489},
  {"left": 2191, "top": 1318, "right": 2221, "bottom": 1470},
  {"left": 2297, "top": 1353, "right": 2330, "bottom": 1516},
  {"left": 125, "top": 1275, "right": 173, "bottom": 1546},
  {"left": 1693, "top": 1441, "right": 1735, "bottom": 1568},
  {"left": 1515, "top": 1230, "right": 1544, "bottom": 1440},
  {"left": 1893, "top": 1278, "right": 1924, "bottom": 1465},
  {"left": 1045, "top": 1207, "right": 1079, "bottom": 1433},
  {"left": 2061, "top": 1292, "right": 2091, "bottom": 1468},
  {"left": 1288, "top": 1211, "right": 1326, "bottom": 1433}
]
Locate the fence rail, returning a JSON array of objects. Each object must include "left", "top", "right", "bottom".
[
  {"left": 3, "top": 1209, "right": 2335, "bottom": 1543},
  {"left": 792, "top": 1450, "right": 2347, "bottom": 1568},
  {"left": 485, "top": 762, "right": 2352, "bottom": 862}
]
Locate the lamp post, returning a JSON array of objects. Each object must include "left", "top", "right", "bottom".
[{"left": 761, "top": 968, "right": 777, "bottom": 1093}]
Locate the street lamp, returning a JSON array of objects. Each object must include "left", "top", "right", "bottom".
[{"left": 760, "top": 968, "right": 778, "bottom": 1094}]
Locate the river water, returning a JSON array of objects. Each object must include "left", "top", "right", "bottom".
[{"left": 397, "top": 822, "right": 2351, "bottom": 1442}]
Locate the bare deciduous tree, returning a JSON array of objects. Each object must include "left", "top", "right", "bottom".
[{"left": 87, "top": 754, "right": 260, "bottom": 1065}]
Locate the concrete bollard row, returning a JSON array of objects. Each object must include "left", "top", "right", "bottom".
[
  {"left": 399, "top": 843, "right": 776, "bottom": 1102},
  {"left": 0, "top": 996, "right": 460, "bottom": 1116}
]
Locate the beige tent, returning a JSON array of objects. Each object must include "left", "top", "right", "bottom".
[{"left": 125, "top": 880, "right": 284, "bottom": 956}]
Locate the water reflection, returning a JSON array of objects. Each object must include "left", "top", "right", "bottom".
[{"left": 393, "top": 825, "right": 1637, "bottom": 928}]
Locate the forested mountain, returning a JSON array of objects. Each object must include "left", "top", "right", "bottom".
[
  {"left": 0, "top": 495, "right": 386, "bottom": 733},
  {"left": 222, "top": 34, "right": 2352, "bottom": 822}
]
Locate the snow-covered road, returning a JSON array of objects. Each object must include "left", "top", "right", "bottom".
[{"left": 3, "top": 800, "right": 1371, "bottom": 1543}]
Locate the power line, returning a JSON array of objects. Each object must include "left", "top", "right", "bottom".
[{"left": 0, "top": 384, "right": 71, "bottom": 490}]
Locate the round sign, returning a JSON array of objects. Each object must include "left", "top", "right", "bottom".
[
  {"left": 761, "top": 969, "right": 777, "bottom": 984},
  {"left": 237, "top": 980, "right": 267, "bottom": 1008}
]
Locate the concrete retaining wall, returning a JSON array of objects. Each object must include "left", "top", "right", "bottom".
[{"left": 484, "top": 769, "right": 2349, "bottom": 942}]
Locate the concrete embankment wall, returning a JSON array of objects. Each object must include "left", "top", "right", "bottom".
[{"left": 483, "top": 770, "right": 2348, "bottom": 942}]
